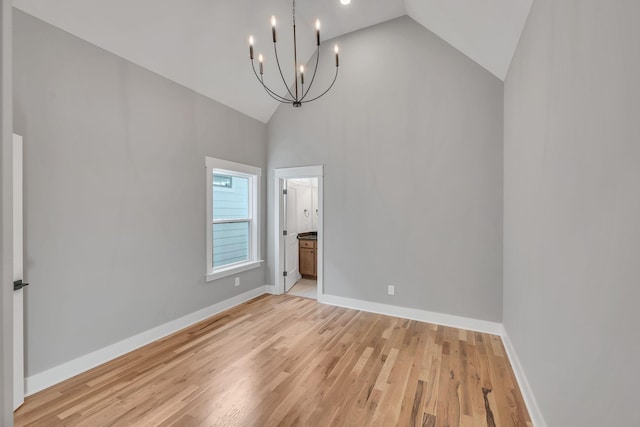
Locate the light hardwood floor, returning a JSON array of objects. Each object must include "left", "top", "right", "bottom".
[{"left": 15, "top": 294, "right": 531, "bottom": 426}]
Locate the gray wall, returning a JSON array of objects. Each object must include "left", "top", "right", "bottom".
[
  {"left": 267, "top": 16, "right": 504, "bottom": 322},
  {"left": 1, "top": 1, "right": 13, "bottom": 425},
  {"left": 503, "top": 1, "right": 640, "bottom": 425},
  {"left": 13, "top": 11, "right": 267, "bottom": 377}
]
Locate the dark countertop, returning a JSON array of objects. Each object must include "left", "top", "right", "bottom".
[{"left": 297, "top": 232, "right": 317, "bottom": 240}]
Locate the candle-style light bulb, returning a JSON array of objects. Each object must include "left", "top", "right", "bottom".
[
  {"left": 300, "top": 65, "right": 305, "bottom": 85},
  {"left": 271, "top": 16, "right": 277, "bottom": 42},
  {"left": 315, "top": 19, "right": 321, "bottom": 46},
  {"left": 249, "top": 36, "right": 254, "bottom": 59},
  {"left": 334, "top": 44, "right": 340, "bottom": 67},
  {"left": 258, "top": 54, "right": 264, "bottom": 75}
]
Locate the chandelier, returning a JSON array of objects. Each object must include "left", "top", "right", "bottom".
[{"left": 247, "top": 0, "right": 340, "bottom": 107}]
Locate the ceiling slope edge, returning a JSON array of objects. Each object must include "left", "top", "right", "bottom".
[{"left": 404, "top": 0, "right": 534, "bottom": 81}]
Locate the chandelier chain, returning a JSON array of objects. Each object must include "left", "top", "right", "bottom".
[{"left": 292, "top": 0, "right": 296, "bottom": 25}]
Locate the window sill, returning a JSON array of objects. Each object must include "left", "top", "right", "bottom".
[{"left": 206, "top": 260, "right": 263, "bottom": 282}]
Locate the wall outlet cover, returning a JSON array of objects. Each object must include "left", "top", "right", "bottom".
[{"left": 388, "top": 285, "right": 395, "bottom": 296}]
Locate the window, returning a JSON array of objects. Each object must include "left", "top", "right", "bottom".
[
  {"left": 213, "top": 175, "right": 233, "bottom": 189},
  {"left": 206, "top": 157, "right": 262, "bottom": 281}
]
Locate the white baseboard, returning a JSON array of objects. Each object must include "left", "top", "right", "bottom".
[
  {"left": 25, "top": 285, "right": 269, "bottom": 396},
  {"left": 25, "top": 286, "right": 544, "bottom": 427},
  {"left": 318, "top": 293, "right": 545, "bottom": 426},
  {"left": 501, "top": 332, "right": 547, "bottom": 427},
  {"left": 318, "top": 294, "right": 504, "bottom": 335}
]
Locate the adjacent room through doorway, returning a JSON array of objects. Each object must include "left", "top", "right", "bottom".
[
  {"left": 274, "top": 165, "right": 324, "bottom": 300},
  {"left": 283, "top": 178, "right": 319, "bottom": 299}
]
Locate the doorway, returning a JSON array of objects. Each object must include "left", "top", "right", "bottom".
[
  {"left": 284, "top": 178, "right": 318, "bottom": 298},
  {"left": 274, "top": 166, "right": 324, "bottom": 300}
]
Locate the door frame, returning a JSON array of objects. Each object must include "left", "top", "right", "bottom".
[
  {"left": 13, "top": 134, "right": 24, "bottom": 410},
  {"left": 273, "top": 166, "right": 324, "bottom": 298}
]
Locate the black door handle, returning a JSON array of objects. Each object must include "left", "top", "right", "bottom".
[{"left": 13, "top": 280, "right": 29, "bottom": 291}]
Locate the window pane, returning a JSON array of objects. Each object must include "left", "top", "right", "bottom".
[
  {"left": 213, "top": 175, "right": 232, "bottom": 188},
  {"left": 213, "top": 175, "right": 249, "bottom": 220},
  {"left": 213, "top": 222, "right": 249, "bottom": 268}
]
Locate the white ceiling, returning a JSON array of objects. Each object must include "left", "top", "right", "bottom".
[
  {"left": 405, "top": 0, "right": 533, "bottom": 80},
  {"left": 14, "top": 0, "right": 532, "bottom": 123}
]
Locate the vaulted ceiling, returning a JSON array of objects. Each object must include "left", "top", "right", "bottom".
[{"left": 14, "top": 0, "right": 533, "bottom": 123}]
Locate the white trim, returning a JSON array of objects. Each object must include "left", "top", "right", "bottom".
[
  {"left": 25, "top": 286, "right": 269, "bottom": 396},
  {"left": 212, "top": 218, "right": 251, "bottom": 225},
  {"left": 318, "top": 293, "right": 545, "bottom": 426},
  {"left": 316, "top": 178, "right": 324, "bottom": 300},
  {"left": 274, "top": 165, "right": 323, "bottom": 179},
  {"left": 205, "top": 260, "right": 263, "bottom": 282},
  {"left": 318, "top": 294, "right": 504, "bottom": 335},
  {"left": 205, "top": 157, "right": 262, "bottom": 278},
  {"left": 24, "top": 283, "right": 544, "bottom": 426},
  {"left": 205, "top": 157, "right": 262, "bottom": 177},
  {"left": 206, "top": 161, "right": 213, "bottom": 275},
  {"left": 13, "top": 134, "right": 25, "bottom": 410},
  {"left": 274, "top": 177, "right": 285, "bottom": 292},
  {"left": 273, "top": 166, "right": 324, "bottom": 300},
  {"left": 501, "top": 332, "right": 547, "bottom": 427}
]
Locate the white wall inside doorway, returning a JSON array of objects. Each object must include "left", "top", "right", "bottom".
[{"left": 287, "top": 178, "right": 318, "bottom": 233}]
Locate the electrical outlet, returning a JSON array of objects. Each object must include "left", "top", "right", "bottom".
[
  {"left": 387, "top": 285, "right": 395, "bottom": 296},
  {"left": 234, "top": 277, "right": 240, "bottom": 287}
]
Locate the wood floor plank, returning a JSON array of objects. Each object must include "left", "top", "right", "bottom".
[{"left": 14, "top": 294, "right": 532, "bottom": 426}]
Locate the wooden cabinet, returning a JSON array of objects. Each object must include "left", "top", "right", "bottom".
[{"left": 299, "top": 239, "right": 317, "bottom": 279}]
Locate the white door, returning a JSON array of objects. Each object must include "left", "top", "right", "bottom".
[
  {"left": 13, "top": 134, "right": 25, "bottom": 410},
  {"left": 311, "top": 185, "right": 318, "bottom": 231},
  {"left": 284, "top": 184, "right": 299, "bottom": 291}
]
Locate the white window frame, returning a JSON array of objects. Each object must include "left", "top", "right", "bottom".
[{"left": 206, "top": 157, "right": 262, "bottom": 281}]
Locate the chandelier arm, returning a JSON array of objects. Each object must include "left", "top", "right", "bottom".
[
  {"left": 273, "top": 42, "right": 297, "bottom": 101},
  {"left": 301, "top": 66, "right": 339, "bottom": 104},
  {"left": 262, "top": 83, "right": 294, "bottom": 104},
  {"left": 251, "top": 60, "right": 294, "bottom": 103},
  {"left": 262, "top": 80, "right": 293, "bottom": 103},
  {"left": 256, "top": 76, "right": 293, "bottom": 104},
  {"left": 257, "top": 68, "right": 293, "bottom": 104},
  {"left": 300, "top": 46, "right": 321, "bottom": 101},
  {"left": 253, "top": 68, "right": 292, "bottom": 103}
]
